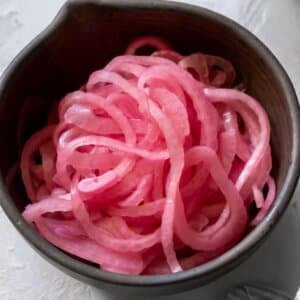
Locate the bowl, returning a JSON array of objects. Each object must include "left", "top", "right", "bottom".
[{"left": 0, "top": 0, "right": 299, "bottom": 296}]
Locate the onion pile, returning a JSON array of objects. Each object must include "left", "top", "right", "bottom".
[{"left": 21, "top": 36, "right": 275, "bottom": 275}]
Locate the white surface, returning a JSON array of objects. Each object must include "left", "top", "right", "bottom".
[{"left": 0, "top": 0, "right": 300, "bottom": 299}]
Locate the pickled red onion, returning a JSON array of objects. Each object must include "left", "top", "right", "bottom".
[{"left": 20, "top": 36, "right": 276, "bottom": 275}]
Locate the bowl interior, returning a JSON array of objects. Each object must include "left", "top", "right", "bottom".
[{"left": 0, "top": 0, "right": 297, "bottom": 289}]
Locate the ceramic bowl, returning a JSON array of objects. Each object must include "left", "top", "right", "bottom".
[{"left": 0, "top": 0, "right": 299, "bottom": 296}]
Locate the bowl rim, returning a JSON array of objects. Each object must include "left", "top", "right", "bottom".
[{"left": 0, "top": 0, "right": 299, "bottom": 287}]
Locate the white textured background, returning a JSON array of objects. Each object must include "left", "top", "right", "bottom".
[{"left": 0, "top": 0, "right": 300, "bottom": 299}]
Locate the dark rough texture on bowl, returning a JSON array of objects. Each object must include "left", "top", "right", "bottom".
[{"left": 0, "top": 0, "right": 299, "bottom": 296}]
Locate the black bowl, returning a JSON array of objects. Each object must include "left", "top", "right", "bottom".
[{"left": 0, "top": 0, "right": 299, "bottom": 296}]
